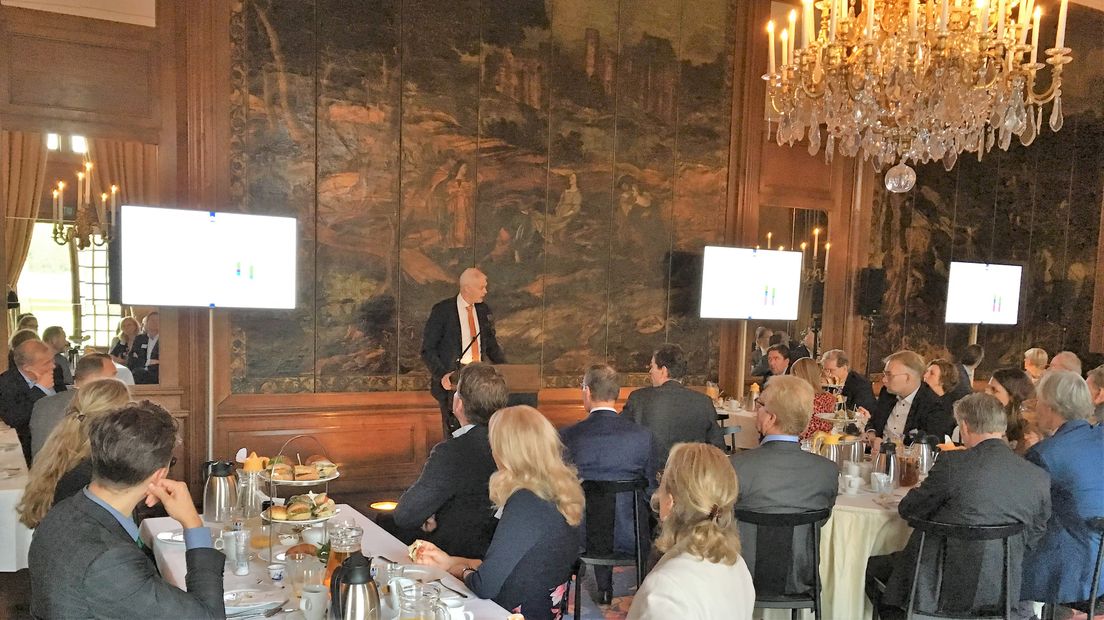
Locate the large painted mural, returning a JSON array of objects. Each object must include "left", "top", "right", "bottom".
[
  {"left": 228, "top": 0, "right": 735, "bottom": 393},
  {"left": 864, "top": 4, "right": 1104, "bottom": 374}
]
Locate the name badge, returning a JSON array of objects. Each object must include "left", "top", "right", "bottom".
[{"left": 141, "top": 344, "right": 148, "bottom": 348}]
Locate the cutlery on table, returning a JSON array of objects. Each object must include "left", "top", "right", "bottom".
[{"left": 429, "top": 578, "right": 468, "bottom": 599}]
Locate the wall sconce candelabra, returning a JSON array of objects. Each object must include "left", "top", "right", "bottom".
[{"left": 51, "top": 160, "right": 119, "bottom": 250}]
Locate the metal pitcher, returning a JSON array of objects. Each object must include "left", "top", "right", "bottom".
[
  {"left": 917, "top": 434, "right": 938, "bottom": 476},
  {"left": 201, "top": 460, "right": 237, "bottom": 524},
  {"left": 873, "top": 441, "right": 899, "bottom": 488},
  {"left": 330, "top": 552, "right": 381, "bottom": 620}
]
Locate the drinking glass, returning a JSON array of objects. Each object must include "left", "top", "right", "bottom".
[
  {"left": 398, "top": 583, "right": 448, "bottom": 620},
  {"left": 324, "top": 522, "right": 363, "bottom": 586},
  {"left": 287, "top": 552, "right": 323, "bottom": 598},
  {"left": 899, "top": 454, "right": 921, "bottom": 487}
]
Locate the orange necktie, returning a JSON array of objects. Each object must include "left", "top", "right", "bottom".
[{"left": 466, "top": 304, "right": 481, "bottom": 362}]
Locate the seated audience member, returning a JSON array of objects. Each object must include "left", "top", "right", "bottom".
[
  {"left": 986, "top": 368, "right": 1041, "bottom": 454},
  {"left": 1020, "top": 371, "right": 1104, "bottom": 608},
  {"left": 16, "top": 313, "right": 38, "bottom": 334},
  {"left": 865, "top": 393, "right": 1051, "bottom": 619},
  {"left": 759, "top": 343, "right": 790, "bottom": 383},
  {"left": 923, "top": 358, "right": 960, "bottom": 421},
  {"left": 787, "top": 357, "right": 835, "bottom": 439},
  {"left": 561, "top": 364, "right": 657, "bottom": 604},
  {"left": 5, "top": 328, "right": 63, "bottom": 389},
  {"left": 127, "top": 312, "right": 161, "bottom": 384},
  {"left": 390, "top": 363, "right": 506, "bottom": 559},
  {"left": 29, "top": 402, "right": 224, "bottom": 618},
  {"left": 30, "top": 353, "right": 117, "bottom": 459},
  {"left": 731, "top": 375, "right": 837, "bottom": 596},
  {"left": 820, "top": 348, "right": 878, "bottom": 413},
  {"left": 42, "top": 326, "right": 73, "bottom": 386},
  {"left": 750, "top": 327, "right": 773, "bottom": 377},
  {"left": 769, "top": 331, "right": 791, "bottom": 348},
  {"left": 622, "top": 343, "right": 724, "bottom": 464},
  {"left": 1024, "top": 347, "right": 1049, "bottom": 384},
  {"left": 110, "top": 316, "right": 140, "bottom": 366},
  {"left": 0, "top": 339, "right": 64, "bottom": 464},
  {"left": 861, "top": 350, "right": 955, "bottom": 444},
  {"left": 947, "top": 343, "right": 984, "bottom": 403},
  {"left": 1048, "top": 351, "right": 1082, "bottom": 375},
  {"left": 789, "top": 327, "right": 816, "bottom": 361},
  {"left": 1085, "top": 364, "right": 1104, "bottom": 424},
  {"left": 19, "top": 378, "right": 131, "bottom": 528},
  {"left": 415, "top": 405, "right": 583, "bottom": 619},
  {"left": 628, "top": 443, "right": 755, "bottom": 619}
]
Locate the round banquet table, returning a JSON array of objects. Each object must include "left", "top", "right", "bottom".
[
  {"left": 0, "top": 425, "right": 33, "bottom": 572},
  {"left": 760, "top": 484, "right": 913, "bottom": 619}
]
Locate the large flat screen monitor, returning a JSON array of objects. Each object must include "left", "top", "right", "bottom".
[
  {"left": 699, "top": 246, "right": 802, "bottom": 320},
  {"left": 118, "top": 205, "right": 297, "bottom": 309},
  {"left": 945, "top": 261, "right": 1022, "bottom": 325}
]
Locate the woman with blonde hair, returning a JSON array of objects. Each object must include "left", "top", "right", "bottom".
[
  {"left": 415, "top": 405, "right": 583, "bottom": 619},
  {"left": 109, "top": 316, "right": 140, "bottom": 365},
  {"left": 789, "top": 357, "right": 836, "bottom": 439},
  {"left": 18, "top": 378, "right": 131, "bottom": 528},
  {"left": 628, "top": 443, "right": 755, "bottom": 619}
]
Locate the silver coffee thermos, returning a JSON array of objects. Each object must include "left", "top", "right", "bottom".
[
  {"left": 201, "top": 460, "right": 237, "bottom": 524},
  {"left": 874, "top": 441, "right": 899, "bottom": 488},
  {"left": 329, "top": 553, "right": 381, "bottom": 620}
]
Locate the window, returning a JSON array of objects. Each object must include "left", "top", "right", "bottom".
[
  {"left": 70, "top": 135, "right": 88, "bottom": 154},
  {"left": 46, "top": 133, "right": 60, "bottom": 150},
  {"left": 76, "top": 241, "right": 122, "bottom": 349}
]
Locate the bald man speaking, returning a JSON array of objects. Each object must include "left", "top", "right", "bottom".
[{"left": 421, "top": 268, "right": 507, "bottom": 437}]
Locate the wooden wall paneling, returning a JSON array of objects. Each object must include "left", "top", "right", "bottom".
[{"left": 0, "top": 6, "right": 161, "bottom": 143}]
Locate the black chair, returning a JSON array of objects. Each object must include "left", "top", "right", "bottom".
[
  {"left": 1042, "top": 516, "right": 1104, "bottom": 620},
  {"left": 735, "top": 508, "right": 831, "bottom": 620},
  {"left": 902, "top": 519, "right": 1026, "bottom": 620},
  {"left": 570, "top": 478, "right": 649, "bottom": 618},
  {"left": 722, "top": 425, "right": 743, "bottom": 453}
]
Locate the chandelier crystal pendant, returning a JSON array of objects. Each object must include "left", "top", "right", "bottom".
[
  {"left": 52, "top": 160, "right": 119, "bottom": 249},
  {"left": 764, "top": 0, "right": 1072, "bottom": 192}
]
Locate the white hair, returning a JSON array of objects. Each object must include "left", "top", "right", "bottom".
[
  {"left": 1036, "top": 370, "right": 1094, "bottom": 422},
  {"left": 459, "top": 268, "right": 485, "bottom": 287},
  {"left": 1050, "top": 351, "right": 1082, "bottom": 375}
]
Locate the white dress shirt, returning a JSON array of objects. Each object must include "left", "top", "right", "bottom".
[
  {"left": 627, "top": 551, "right": 755, "bottom": 620},
  {"left": 144, "top": 334, "right": 159, "bottom": 367},
  {"left": 886, "top": 386, "right": 920, "bottom": 438},
  {"left": 455, "top": 294, "right": 481, "bottom": 365}
]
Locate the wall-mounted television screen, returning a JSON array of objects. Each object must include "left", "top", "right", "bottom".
[
  {"left": 699, "top": 246, "right": 802, "bottom": 320},
  {"left": 945, "top": 261, "right": 1022, "bottom": 325},
  {"left": 118, "top": 205, "right": 297, "bottom": 309}
]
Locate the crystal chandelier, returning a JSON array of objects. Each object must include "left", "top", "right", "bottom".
[
  {"left": 764, "top": 0, "right": 1073, "bottom": 192},
  {"left": 51, "top": 160, "right": 119, "bottom": 249}
]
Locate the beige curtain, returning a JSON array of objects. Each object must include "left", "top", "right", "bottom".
[
  {"left": 2, "top": 130, "right": 48, "bottom": 291},
  {"left": 88, "top": 138, "right": 159, "bottom": 206}
]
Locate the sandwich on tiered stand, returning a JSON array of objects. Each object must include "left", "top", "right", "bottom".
[{"left": 256, "top": 435, "right": 340, "bottom": 564}]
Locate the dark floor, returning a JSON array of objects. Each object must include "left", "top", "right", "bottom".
[{"left": 0, "top": 569, "right": 30, "bottom": 620}]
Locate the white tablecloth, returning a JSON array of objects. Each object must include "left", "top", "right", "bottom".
[
  {"left": 0, "top": 425, "right": 33, "bottom": 572},
  {"left": 139, "top": 504, "right": 511, "bottom": 619},
  {"left": 718, "top": 405, "right": 760, "bottom": 450}
]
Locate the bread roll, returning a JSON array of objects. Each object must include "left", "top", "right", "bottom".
[{"left": 269, "top": 505, "right": 288, "bottom": 520}]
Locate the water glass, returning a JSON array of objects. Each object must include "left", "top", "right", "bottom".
[
  {"left": 398, "top": 583, "right": 448, "bottom": 620},
  {"left": 287, "top": 552, "right": 324, "bottom": 598}
]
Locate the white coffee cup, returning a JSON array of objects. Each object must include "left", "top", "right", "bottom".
[
  {"left": 301, "top": 525, "right": 325, "bottom": 546},
  {"left": 844, "top": 461, "right": 860, "bottom": 477},
  {"left": 844, "top": 474, "right": 862, "bottom": 495},
  {"left": 299, "top": 584, "right": 328, "bottom": 620},
  {"left": 442, "top": 597, "right": 475, "bottom": 620}
]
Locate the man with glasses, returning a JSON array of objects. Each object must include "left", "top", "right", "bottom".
[
  {"left": 731, "top": 375, "right": 838, "bottom": 596},
  {"left": 562, "top": 364, "right": 657, "bottom": 604},
  {"left": 859, "top": 350, "right": 954, "bottom": 445},
  {"left": 820, "top": 348, "right": 878, "bottom": 413},
  {"left": 29, "top": 401, "right": 224, "bottom": 618}
]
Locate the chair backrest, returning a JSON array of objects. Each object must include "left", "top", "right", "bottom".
[
  {"left": 905, "top": 518, "right": 1026, "bottom": 619},
  {"left": 579, "top": 478, "right": 649, "bottom": 554},
  {"left": 734, "top": 508, "right": 831, "bottom": 597},
  {"left": 581, "top": 478, "right": 648, "bottom": 497}
]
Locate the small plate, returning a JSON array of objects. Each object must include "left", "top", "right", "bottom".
[
  {"left": 224, "top": 588, "right": 284, "bottom": 614},
  {"left": 156, "top": 529, "right": 185, "bottom": 545},
  {"left": 258, "top": 471, "right": 340, "bottom": 486},
  {"left": 256, "top": 547, "right": 288, "bottom": 563},
  {"left": 261, "top": 507, "right": 340, "bottom": 525}
]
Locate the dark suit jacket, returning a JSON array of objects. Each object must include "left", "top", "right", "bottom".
[
  {"left": 885, "top": 438, "right": 1051, "bottom": 612},
  {"left": 842, "top": 369, "right": 878, "bottom": 414},
  {"left": 393, "top": 424, "right": 498, "bottom": 559},
  {"left": 0, "top": 367, "right": 65, "bottom": 464},
  {"left": 561, "top": 408, "right": 657, "bottom": 553},
  {"left": 946, "top": 362, "right": 974, "bottom": 403},
  {"left": 868, "top": 383, "right": 956, "bottom": 441},
  {"left": 730, "top": 440, "right": 838, "bottom": 595},
  {"left": 126, "top": 334, "right": 159, "bottom": 384},
  {"left": 1022, "top": 420, "right": 1104, "bottom": 603},
  {"left": 420, "top": 297, "right": 505, "bottom": 401},
  {"left": 30, "top": 389, "right": 77, "bottom": 459},
  {"left": 622, "top": 380, "right": 724, "bottom": 464},
  {"left": 29, "top": 491, "right": 225, "bottom": 619}
]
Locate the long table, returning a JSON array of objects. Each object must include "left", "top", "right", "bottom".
[
  {"left": 0, "top": 425, "right": 33, "bottom": 572},
  {"left": 139, "top": 504, "right": 511, "bottom": 619}
]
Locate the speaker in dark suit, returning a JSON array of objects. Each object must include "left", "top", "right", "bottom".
[{"left": 421, "top": 269, "right": 506, "bottom": 437}]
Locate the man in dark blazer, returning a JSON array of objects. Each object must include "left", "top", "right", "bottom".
[
  {"left": 948, "top": 343, "right": 984, "bottom": 403},
  {"left": 1021, "top": 371, "right": 1104, "bottom": 606},
  {"left": 622, "top": 343, "right": 724, "bottom": 464},
  {"left": 821, "top": 349, "right": 878, "bottom": 413},
  {"left": 30, "top": 402, "right": 224, "bottom": 619},
  {"left": 0, "top": 339, "right": 64, "bottom": 464},
  {"left": 391, "top": 363, "right": 507, "bottom": 559},
  {"left": 421, "top": 268, "right": 506, "bottom": 437},
  {"left": 126, "top": 311, "right": 160, "bottom": 384},
  {"left": 866, "top": 393, "right": 1051, "bottom": 618},
  {"left": 861, "top": 350, "right": 957, "bottom": 443},
  {"left": 731, "top": 375, "right": 838, "bottom": 597},
  {"left": 562, "top": 363, "right": 657, "bottom": 603}
]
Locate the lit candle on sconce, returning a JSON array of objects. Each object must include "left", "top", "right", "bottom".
[
  {"left": 779, "top": 245, "right": 785, "bottom": 251},
  {"left": 1055, "top": 0, "right": 1068, "bottom": 49},
  {"left": 977, "top": 0, "right": 989, "bottom": 34},
  {"left": 940, "top": 0, "right": 950, "bottom": 33},
  {"left": 57, "top": 182, "right": 66, "bottom": 221},
  {"left": 76, "top": 171, "right": 85, "bottom": 212},
  {"left": 767, "top": 21, "right": 777, "bottom": 74},
  {"left": 52, "top": 189, "right": 60, "bottom": 223},
  {"left": 767, "top": 231, "right": 773, "bottom": 248},
  {"left": 800, "top": 242, "right": 808, "bottom": 271},
  {"left": 83, "top": 162, "right": 93, "bottom": 206},
  {"left": 98, "top": 193, "right": 108, "bottom": 226},
  {"left": 110, "top": 185, "right": 119, "bottom": 225},
  {"left": 788, "top": 9, "right": 798, "bottom": 59},
  {"left": 802, "top": 0, "right": 814, "bottom": 48},
  {"left": 781, "top": 28, "right": 790, "bottom": 68},
  {"left": 813, "top": 227, "right": 821, "bottom": 260},
  {"left": 1030, "top": 6, "right": 1041, "bottom": 64},
  {"left": 824, "top": 242, "right": 831, "bottom": 267},
  {"left": 996, "top": 0, "right": 1006, "bottom": 39},
  {"left": 866, "top": 0, "right": 876, "bottom": 39}
]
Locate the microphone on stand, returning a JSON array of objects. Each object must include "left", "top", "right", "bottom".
[{"left": 448, "top": 332, "right": 481, "bottom": 387}]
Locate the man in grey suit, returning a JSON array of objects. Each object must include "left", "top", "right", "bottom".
[
  {"left": 865, "top": 394, "right": 1051, "bottom": 619},
  {"left": 622, "top": 343, "right": 724, "bottom": 464},
  {"left": 30, "top": 353, "right": 117, "bottom": 459},
  {"left": 731, "top": 375, "right": 838, "bottom": 596},
  {"left": 30, "top": 402, "right": 225, "bottom": 619}
]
